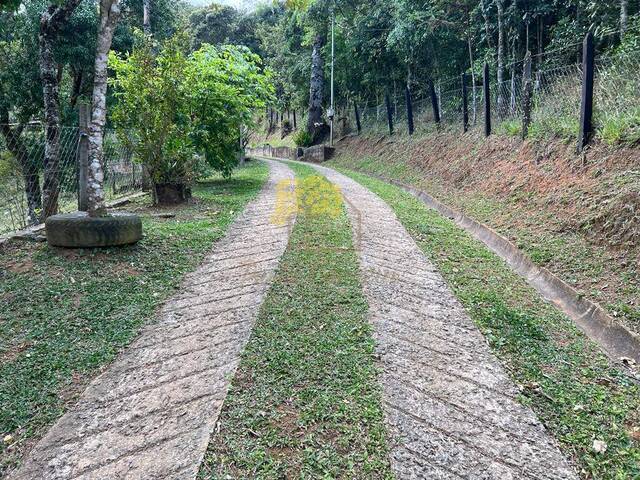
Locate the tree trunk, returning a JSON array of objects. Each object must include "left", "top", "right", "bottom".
[
  {"left": 620, "top": 0, "right": 628, "bottom": 40},
  {"left": 143, "top": 0, "right": 151, "bottom": 35},
  {"left": 87, "top": 0, "right": 122, "bottom": 217},
  {"left": 307, "top": 33, "right": 326, "bottom": 142},
  {"left": 39, "top": 0, "right": 82, "bottom": 221},
  {"left": 0, "top": 119, "right": 42, "bottom": 225},
  {"left": 496, "top": 0, "right": 505, "bottom": 118},
  {"left": 69, "top": 67, "right": 84, "bottom": 108}
]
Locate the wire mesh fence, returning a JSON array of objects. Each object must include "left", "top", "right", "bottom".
[
  {"left": 0, "top": 125, "right": 141, "bottom": 236},
  {"left": 339, "top": 43, "right": 640, "bottom": 146}
]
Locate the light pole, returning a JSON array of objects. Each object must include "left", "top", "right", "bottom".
[{"left": 329, "top": 8, "right": 335, "bottom": 147}]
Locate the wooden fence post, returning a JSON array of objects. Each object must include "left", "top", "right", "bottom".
[
  {"left": 462, "top": 73, "right": 469, "bottom": 133},
  {"left": 77, "top": 103, "right": 89, "bottom": 212},
  {"left": 578, "top": 32, "right": 595, "bottom": 152},
  {"left": 483, "top": 63, "right": 492, "bottom": 136},
  {"left": 522, "top": 51, "right": 533, "bottom": 139},
  {"left": 354, "top": 101, "right": 362, "bottom": 134},
  {"left": 293, "top": 110, "right": 297, "bottom": 130},
  {"left": 406, "top": 86, "right": 415, "bottom": 135},
  {"left": 385, "top": 93, "right": 394, "bottom": 135},
  {"left": 429, "top": 80, "right": 441, "bottom": 124}
]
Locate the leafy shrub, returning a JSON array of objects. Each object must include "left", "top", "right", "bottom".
[
  {"left": 499, "top": 119, "right": 522, "bottom": 137},
  {"left": 293, "top": 130, "right": 313, "bottom": 147},
  {"left": 109, "top": 34, "right": 274, "bottom": 188}
]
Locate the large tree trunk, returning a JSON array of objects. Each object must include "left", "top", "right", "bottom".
[
  {"left": 143, "top": 0, "right": 151, "bottom": 35},
  {"left": 307, "top": 33, "right": 326, "bottom": 143},
  {"left": 0, "top": 115, "right": 42, "bottom": 225},
  {"left": 87, "top": 0, "right": 122, "bottom": 217},
  {"left": 496, "top": 0, "right": 505, "bottom": 118},
  {"left": 620, "top": 0, "right": 628, "bottom": 40},
  {"left": 39, "top": 0, "right": 82, "bottom": 221}
]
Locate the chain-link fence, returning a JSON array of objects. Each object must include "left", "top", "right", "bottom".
[
  {"left": 340, "top": 43, "right": 640, "bottom": 146},
  {"left": 0, "top": 125, "right": 142, "bottom": 236}
]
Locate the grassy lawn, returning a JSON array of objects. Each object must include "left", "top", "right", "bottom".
[
  {"left": 0, "top": 161, "right": 269, "bottom": 475},
  {"left": 331, "top": 167, "right": 640, "bottom": 479},
  {"left": 199, "top": 162, "right": 393, "bottom": 479}
]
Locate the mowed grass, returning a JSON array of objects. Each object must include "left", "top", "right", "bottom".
[
  {"left": 334, "top": 167, "right": 640, "bottom": 480},
  {"left": 199, "top": 162, "right": 393, "bottom": 479},
  {"left": 0, "top": 161, "right": 269, "bottom": 475}
]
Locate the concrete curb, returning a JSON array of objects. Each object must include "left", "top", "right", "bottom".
[{"left": 386, "top": 177, "right": 640, "bottom": 366}]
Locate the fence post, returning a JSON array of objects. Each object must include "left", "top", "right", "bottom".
[
  {"left": 578, "top": 32, "right": 595, "bottom": 152},
  {"left": 293, "top": 110, "right": 297, "bottom": 130},
  {"left": 462, "top": 73, "right": 469, "bottom": 133},
  {"left": 354, "top": 101, "right": 362, "bottom": 134},
  {"left": 77, "top": 103, "right": 90, "bottom": 212},
  {"left": 405, "top": 86, "right": 415, "bottom": 135},
  {"left": 429, "top": 80, "right": 441, "bottom": 124},
  {"left": 522, "top": 51, "right": 533, "bottom": 139},
  {"left": 385, "top": 93, "right": 394, "bottom": 135},
  {"left": 483, "top": 62, "right": 491, "bottom": 136}
]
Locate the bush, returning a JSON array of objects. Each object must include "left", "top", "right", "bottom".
[
  {"left": 109, "top": 34, "right": 274, "bottom": 196},
  {"left": 293, "top": 130, "right": 313, "bottom": 147}
]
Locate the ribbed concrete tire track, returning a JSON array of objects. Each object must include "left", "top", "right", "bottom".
[
  {"left": 10, "top": 160, "right": 296, "bottom": 480},
  {"left": 305, "top": 162, "right": 578, "bottom": 480}
]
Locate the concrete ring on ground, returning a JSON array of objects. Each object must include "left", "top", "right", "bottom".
[{"left": 45, "top": 211, "right": 142, "bottom": 248}]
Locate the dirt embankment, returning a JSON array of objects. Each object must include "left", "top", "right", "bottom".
[{"left": 331, "top": 131, "right": 640, "bottom": 335}]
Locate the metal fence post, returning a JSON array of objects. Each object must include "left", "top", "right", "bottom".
[
  {"left": 483, "top": 63, "right": 492, "bottom": 136},
  {"left": 77, "top": 103, "right": 90, "bottom": 212},
  {"left": 429, "top": 80, "right": 441, "bottom": 124},
  {"left": 354, "top": 101, "right": 362, "bottom": 134},
  {"left": 406, "top": 86, "right": 415, "bottom": 135},
  {"left": 578, "top": 32, "right": 595, "bottom": 152},
  {"left": 462, "top": 73, "right": 469, "bottom": 133},
  {"left": 385, "top": 93, "right": 394, "bottom": 135},
  {"left": 522, "top": 51, "right": 533, "bottom": 139}
]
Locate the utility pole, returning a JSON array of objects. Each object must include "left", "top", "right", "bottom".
[{"left": 329, "top": 8, "right": 335, "bottom": 147}]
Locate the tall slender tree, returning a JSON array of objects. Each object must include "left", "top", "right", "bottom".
[
  {"left": 39, "top": 0, "right": 82, "bottom": 219},
  {"left": 86, "top": 0, "right": 122, "bottom": 217}
]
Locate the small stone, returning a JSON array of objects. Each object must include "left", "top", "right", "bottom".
[{"left": 592, "top": 440, "right": 607, "bottom": 454}]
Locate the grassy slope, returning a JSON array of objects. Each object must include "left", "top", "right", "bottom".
[
  {"left": 329, "top": 167, "right": 640, "bottom": 479},
  {"left": 199, "top": 162, "right": 393, "bottom": 479},
  {"left": 0, "top": 161, "right": 269, "bottom": 475},
  {"left": 328, "top": 137, "right": 640, "bottom": 336}
]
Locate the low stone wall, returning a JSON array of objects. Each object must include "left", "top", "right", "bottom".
[
  {"left": 301, "top": 145, "right": 335, "bottom": 163},
  {"left": 247, "top": 144, "right": 335, "bottom": 163},
  {"left": 247, "top": 145, "right": 296, "bottom": 160}
]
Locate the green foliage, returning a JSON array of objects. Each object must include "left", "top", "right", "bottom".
[
  {"left": 293, "top": 129, "right": 313, "bottom": 147},
  {"left": 499, "top": 119, "right": 522, "bottom": 137},
  {"left": 110, "top": 34, "right": 274, "bottom": 184},
  {"left": 110, "top": 35, "right": 198, "bottom": 186},
  {"left": 186, "top": 44, "right": 274, "bottom": 177}
]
